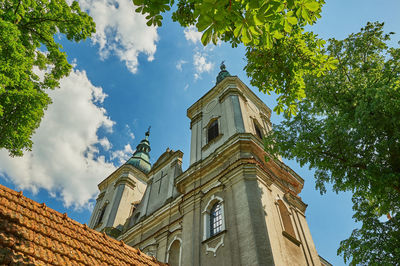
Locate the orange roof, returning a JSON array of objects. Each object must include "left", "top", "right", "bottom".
[{"left": 0, "top": 184, "right": 166, "bottom": 265}]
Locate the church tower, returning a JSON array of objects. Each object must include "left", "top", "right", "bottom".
[
  {"left": 172, "top": 63, "right": 321, "bottom": 265},
  {"left": 88, "top": 130, "right": 152, "bottom": 234},
  {"left": 188, "top": 62, "right": 272, "bottom": 166},
  {"left": 89, "top": 64, "right": 329, "bottom": 266}
]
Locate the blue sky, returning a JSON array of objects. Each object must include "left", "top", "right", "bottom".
[{"left": 0, "top": 0, "right": 399, "bottom": 265}]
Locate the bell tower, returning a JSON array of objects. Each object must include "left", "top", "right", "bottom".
[
  {"left": 178, "top": 64, "right": 321, "bottom": 265},
  {"left": 188, "top": 62, "right": 272, "bottom": 165},
  {"left": 88, "top": 130, "right": 151, "bottom": 234}
]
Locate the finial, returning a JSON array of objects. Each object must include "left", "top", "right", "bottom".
[
  {"left": 145, "top": 126, "right": 151, "bottom": 136},
  {"left": 216, "top": 60, "right": 231, "bottom": 84},
  {"left": 220, "top": 61, "right": 226, "bottom": 71}
]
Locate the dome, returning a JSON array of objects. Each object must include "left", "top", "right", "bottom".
[
  {"left": 216, "top": 61, "right": 231, "bottom": 84},
  {"left": 125, "top": 129, "right": 151, "bottom": 174}
]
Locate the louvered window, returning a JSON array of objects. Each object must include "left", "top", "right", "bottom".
[
  {"left": 96, "top": 205, "right": 106, "bottom": 226},
  {"left": 254, "top": 122, "right": 263, "bottom": 139},
  {"left": 208, "top": 120, "right": 219, "bottom": 143}
]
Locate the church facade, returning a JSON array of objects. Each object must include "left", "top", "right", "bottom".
[{"left": 88, "top": 66, "right": 330, "bottom": 266}]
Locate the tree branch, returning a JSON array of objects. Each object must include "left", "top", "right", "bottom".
[
  {"left": 23, "top": 17, "right": 79, "bottom": 26},
  {"left": 14, "top": 0, "right": 21, "bottom": 15}
]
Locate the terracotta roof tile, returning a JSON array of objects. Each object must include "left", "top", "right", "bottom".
[{"left": 0, "top": 184, "right": 167, "bottom": 266}]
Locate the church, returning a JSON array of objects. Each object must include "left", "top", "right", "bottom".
[{"left": 88, "top": 64, "right": 331, "bottom": 266}]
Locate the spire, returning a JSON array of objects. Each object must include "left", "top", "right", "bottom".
[
  {"left": 125, "top": 129, "right": 151, "bottom": 174},
  {"left": 216, "top": 61, "right": 231, "bottom": 84}
]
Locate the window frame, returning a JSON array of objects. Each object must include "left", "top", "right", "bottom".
[
  {"left": 207, "top": 119, "right": 219, "bottom": 143},
  {"left": 276, "top": 199, "right": 300, "bottom": 245},
  {"left": 209, "top": 202, "right": 223, "bottom": 237},
  {"left": 202, "top": 195, "right": 225, "bottom": 240},
  {"left": 95, "top": 202, "right": 108, "bottom": 227},
  {"left": 166, "top": 236, "right": 182, "bottom": 266},
  {"left": 253, "top": 119, "right": 263, "bottom": 139}
]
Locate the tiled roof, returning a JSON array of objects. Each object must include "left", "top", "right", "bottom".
[{"left": 0, "top": 184, "right": 166, "bottom": 265}]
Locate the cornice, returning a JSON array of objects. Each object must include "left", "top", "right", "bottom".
[
  {"left": 120, "top": 196, "right": 182, "bottom": 243},
  {"left": 187, "top": 77, "right": 237, "bottom": 119},
  {"left": 98, "top": 164, "right": 148, "bottom": 191},
  {"left": 114, "top": 176, "right": 136, "bottom": 190},
  {"left": 187, "top": 76, "right": 272, "bottom": 123},
  {"left": 148, "top": 149, "right": 183, "bottom": 176},
  {"left": 176, "top": 133, "right": 304, "bottom": 195},
  {"left": 284, "top": 192, "right": 308, "bottom": 213},
  {"left": 190, "top": 112, "right": 203, "bottom": 129},
  {"left": 218, "top": 87, "right": 247, "bottom": 103}
]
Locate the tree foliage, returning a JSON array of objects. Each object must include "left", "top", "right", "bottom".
[
  {"left": 132, "top": 0, "right": 337, "bottom": 114},
  {"left": 0, "top": 0, "right": 95, "bottom": 156},
  {"left": 264, "top": 22, "right": 400, "bottom": 264}
]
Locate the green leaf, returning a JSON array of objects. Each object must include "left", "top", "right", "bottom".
[
  {"left": 201, "top": 27, "right": 213, "bottom": 45},
  {"left": 305, "top": 1, "right": 320, "bottom": 12},
  {"left": 241, "top": 28, "right": 252, "bottom": 44},
  {"left": 287, "top": 16, "right": 298, "bottom": 25},
  {"left": 273, "top": 31, "right": 284, "bottom": 39},
  {"left": 0, "top": 0, "right": 95, "bottom": 156},
  {"left": 301, "top": 8, "right": 311, "bottom": 22},
  {"left": 284, "top": 20, "right": 292, "bottom": 33},
  {"left": 233, "top": 24, "right": 243, "bottom": 38}
]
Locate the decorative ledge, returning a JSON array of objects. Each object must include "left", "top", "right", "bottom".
[
  {"left": 282, "top": 231, "right": 301, "bottom": 246},
  {"left": 202, "top": 230, "right": 226, "bottom": 256},
  {"left": 218, "top": 87, "right": 247, "bottom": 103},
  {"left": 190, "top": 112, "right": 203, "bottom": 129},
  {"left": 96, "top": 192, "right": 105, "bottom": 201},
  {"left": 202, "top": 134, "right": 223, "bottom": 151}
]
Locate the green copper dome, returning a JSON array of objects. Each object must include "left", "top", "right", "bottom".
[
  {"left": 125, "top": 128, "right": 151, "bottom": 174},
  {"left": 216, "top": 61, "right": 231, "bottom": 84}
]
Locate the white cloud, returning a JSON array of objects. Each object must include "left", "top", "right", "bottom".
[
  {"left": 0, "top": 69, "right": 116, "bottom": 209},
  {"left": 193, "top": 52, "right": 214, "bottom": 80},
  {"left": 125, "top": 124, "right": 135, "bottom": 140},
  {"left": 77, "top": 0, "right": 159, "bottom": 74},
  {"left": 110, "top": 144, "right": 134, "bottom": 165},
  {"left": 99, "top": 138, "right": 112, "bottom": 151},
  {"left": 176, "top": 60, "right": 187, "bottom": 71},
  {"left": 184, "top": 26, "right": 202, "bottom": 44},
  {"left": 184, "top": 84, "right": 189, "bottom": 91}
]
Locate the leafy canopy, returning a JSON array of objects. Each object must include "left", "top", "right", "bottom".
[
  {"left": 264, "top": 22, "right": 400, "bottom": 264},
  {"left": 132, "top": 0, "right": 337, "bottom": 115},
  {"left": 0, "top": 0, "right": 95, "bottom": 156}
]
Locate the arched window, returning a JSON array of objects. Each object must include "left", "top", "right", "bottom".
[
  {"left": 277, "top": 199, "right": 296, "bottom": 238},
  {"left": 203, "top": 195, "right": 225, "bottom": 240},
  {"left": 210, "top": 202, "right": 223, "bottom": 237},
  {"left": 254, "top": 121, "right": 263, "bottom": 139},
  {"left": 167, "top": 239, "right": 181, "bottom": 266},
  {"left": 207, "top": 120, "right": 219, "bottom": 143}
]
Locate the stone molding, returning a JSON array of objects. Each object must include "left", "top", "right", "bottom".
[
  {"left": 148, "top": 149, "right": 183, "bottom": 176},
  {"left": 203, "top": 231, "right": 225, "bottom": 257},
  {"left": 114, "top": 176, "right": 136, "bottom": 190},
  {"left": 218, "top": 87, "right": 247, "bottom": 103},
  {"left": 98, "top": 164, "right": 148, "bottom": 191},
  {"left": 190, "top": 112, "right": 203, "bottom": 129},
  {"left": 284, "top": 192, "right": 308, "bottom": 213},
  {"left": 166, "top": 235, "right": 182, "bottom": 266},
  {"left": 202, "top": 133, "right": 223, "bottom": 151},
  {"left": 96, "top": 191, "right": 105, "bottom": 201}
]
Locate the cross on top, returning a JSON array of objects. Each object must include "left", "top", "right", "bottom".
[{"left": 220, "top": 61, "right": 226, "bottom": 71}]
